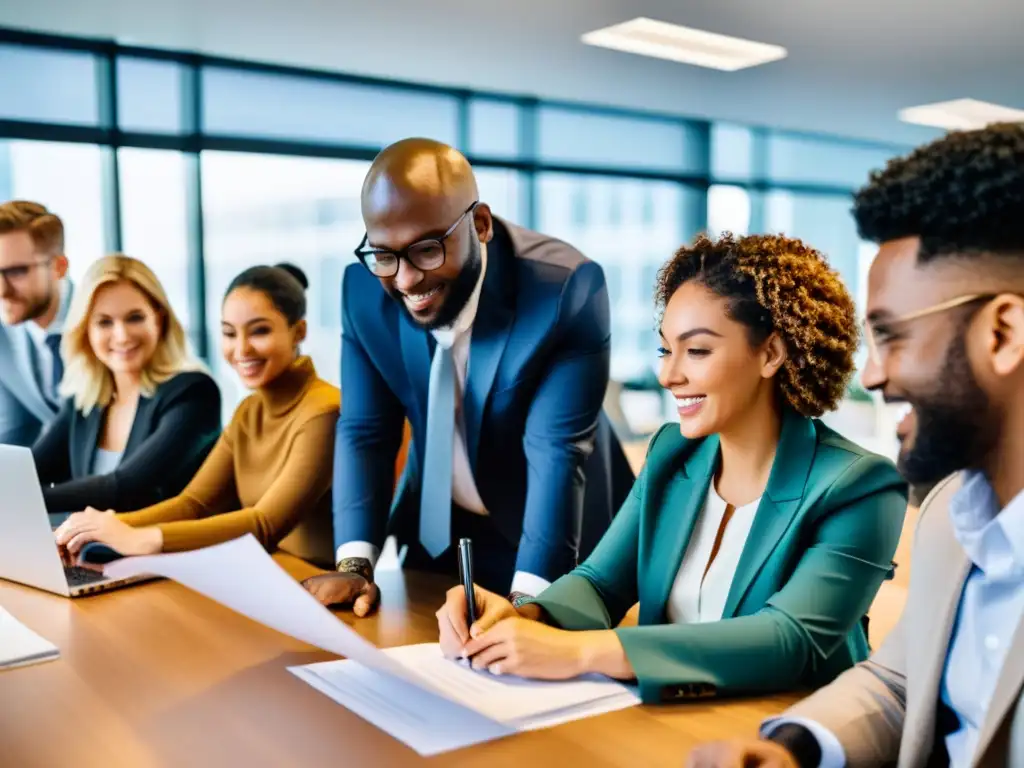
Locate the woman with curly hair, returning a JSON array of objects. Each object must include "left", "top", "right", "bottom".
[{"left": 434, "top": 232, "right": 908, "bottom": 701}]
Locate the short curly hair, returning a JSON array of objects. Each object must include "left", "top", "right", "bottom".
[
  {"left": 654, "top": 233, "right": 858, "bottom": 418},
  {"left": 853, "top": 122, "right": 1024, "bottom": 260}
]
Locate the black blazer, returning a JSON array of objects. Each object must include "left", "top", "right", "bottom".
[{"left": 32, "top": 371, "right": 222, "bottom": 514}]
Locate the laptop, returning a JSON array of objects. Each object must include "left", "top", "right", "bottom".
[{"left": 0, "top": 445, "right": 156, "bottom": 597}]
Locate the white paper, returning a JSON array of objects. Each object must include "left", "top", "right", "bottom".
[
  {"left": 0, "top": 606, "right": 60, "bottom": 671},
  {"left": 104, "top": 536, "right": 512, "bottom": 748},
  {"left": 291, "top": 644, "right": 640, "bottom": 754},
  {"left": 106, "top": 536, "right": 638, "bottom": 756}
]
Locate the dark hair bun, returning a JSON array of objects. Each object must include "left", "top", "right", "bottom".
[{"left": 274, "top": 262, "right": 308, "bottom": 290}]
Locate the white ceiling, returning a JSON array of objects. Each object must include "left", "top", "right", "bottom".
[{"left": 2, "top": 0, "right": 1022, "bottom": 146}]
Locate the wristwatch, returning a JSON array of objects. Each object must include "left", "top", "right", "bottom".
[
  {"left": 336, "top": 556, "right": 374, "bottom": 582},
  {"left": 508, "top": 590, "right": 533, "bottom": 608}
]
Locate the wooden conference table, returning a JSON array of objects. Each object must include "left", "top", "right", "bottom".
[{"left": 0, "top": 556, "right": 802, "bottom": 768}]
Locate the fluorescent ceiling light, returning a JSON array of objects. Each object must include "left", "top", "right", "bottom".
[
  {"left": 581, "top": 17, "right": 787, "bottom": 72},
  {"left": 898, "top": 98, "right": 1024, "bottom": 130}
]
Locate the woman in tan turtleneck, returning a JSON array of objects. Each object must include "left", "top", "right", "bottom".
[{"left": 54, "top": 263, "right": 340, "bottom": 567}]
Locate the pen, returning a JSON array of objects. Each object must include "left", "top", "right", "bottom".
[{"left": 458, "top": 537, "right": 478, "bottom": 629}]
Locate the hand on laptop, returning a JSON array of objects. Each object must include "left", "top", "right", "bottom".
[
  {"left": 53, "top": 507, "right": 163, "bottom": 559},
  {"left": 302, "top": 572, "right": 380, "bottom": 617}
]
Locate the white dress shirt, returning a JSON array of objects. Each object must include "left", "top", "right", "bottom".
[
  {"left": 762, "top": 470, "right": 1024, "bottom": 767},
  {"left": 337, "top": 245, "right": 551, "bottom": 597},
  {"left": 666, "top": 486, "right": 760, "bottom": 624}
]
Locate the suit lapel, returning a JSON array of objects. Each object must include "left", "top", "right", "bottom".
[
  {"left": 73, "top": 406, "right": 103, "bottom": 478},
  {"left": 642, "top": 435, "right": 719, "bottom": 625},
  {"left": 722, "top": 411, "right": 817, "bottom": 618},
  {"left": 464, "top": 302, "right": 513, "bottom": 471},
  {"left": 121, "top": 394, "right": 149, "bottom": 459},
  {"left": 900, "top": 496, "right": 971, "bottom": 768},
  {"left": 464, "top": 224, "right": 516, "bottom": 472}
]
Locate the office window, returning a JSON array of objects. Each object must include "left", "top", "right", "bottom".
[
  {"left": 202, "top": 67, "right": 460, "bottom": 147},
  {"left": 765, "top": 133, "right": 906, "bottom": 188},
  {"left": 117, "top": 57, "right": 186, "bottom": 133},
  {"left": 537, "top": 107, "right": 707, "bottom": 174},
  {"left": 707, "top": 185, "right": 752, "bottom": 236},
  {"left": 0, "top": 141, "right": 106, "bottom": 279},
  {"left": 711, "top": 123, "right": 756, "bottom": 181},
  {"left": 118, "top": 149, "right": 193, "bottom": 331},
  {"left": 201, "top": 151, "right": 370, "bottom": 409},
  {"left": 475, "top": 168, "right": 525, "bottom": 224},
  {"left": 468, "top": 99, "right": 520, "bottom": 158},
  {"left": 537, "top": 174, "right": 696, "bottom": 381},
  {"left": 765, "top": 191, "right": 861, "bottom": 295},
  {"left": 0, "top": 44, "right": 98, "bottom": 125}
]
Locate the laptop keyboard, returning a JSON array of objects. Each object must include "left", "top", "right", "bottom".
[{"left": 65, "top": 566, "right": 107, "bottom": 586}]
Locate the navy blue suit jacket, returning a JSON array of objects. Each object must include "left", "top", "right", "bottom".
[{"left": 333, "top": 218, "right": 634, "bottom": 581}]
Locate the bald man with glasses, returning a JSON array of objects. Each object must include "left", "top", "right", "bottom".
[{"left": 303, "top": 138, "right": 634, "bottom": 617}]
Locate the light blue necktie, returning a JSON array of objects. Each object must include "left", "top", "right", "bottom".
[{"left": 419, "top": 342, "right": 456, "bottom": 558}]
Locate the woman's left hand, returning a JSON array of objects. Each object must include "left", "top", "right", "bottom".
[
  {"left": 461, "top": 617, "right": 589, "bottom": 680},
  {"left": 54, "top": 507, "right": 162, "bottom": 559}
]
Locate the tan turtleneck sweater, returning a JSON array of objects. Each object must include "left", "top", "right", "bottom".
[{"left": 119, "top": 356, "right": 339, "bottom": 565}]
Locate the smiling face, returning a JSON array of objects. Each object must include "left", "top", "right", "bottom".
[
  {"left": 860, "top": 237, "right": 1024, "bottom": 486},
  {"left": 220, "top": 286, "right": 305, "bottom": 389},
  {"left": 657, "top": 281, "right": 786, "bottom": 439},
  {"left": 86, "top": 280, "right": 163, "bottom": 377},
  {"left": 0, "top": 229, "right": 67, "bottom": 325}
]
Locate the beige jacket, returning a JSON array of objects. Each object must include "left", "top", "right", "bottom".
[{"left": 783, "top": 474, "right": 1024, "bottom": 767}]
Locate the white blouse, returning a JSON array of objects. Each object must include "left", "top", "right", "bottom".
[{"left": 665, "top": 486, "right": 761, "bottom": 624}]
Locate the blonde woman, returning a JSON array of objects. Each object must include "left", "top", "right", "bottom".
[{"left": 32, "top": 254, "right": 221, "bottom": 515}]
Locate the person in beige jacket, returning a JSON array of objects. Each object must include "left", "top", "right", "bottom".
[{"left": 687, "top": 122, "right": 1024, "bottom": 768}]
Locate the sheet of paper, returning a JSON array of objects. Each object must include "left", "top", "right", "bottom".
[
  {"left": 104, "top": 536, "right": 512, "bottom": 745},
  {"left": 0, "top": 605, "right": 60, "bottom": 671},
  {"left": 291, "top": 643, "right": 640, "bottom": 754}
]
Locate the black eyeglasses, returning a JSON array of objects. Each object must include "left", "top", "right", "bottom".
[
  {"left": 353, "top": 201, "right": 478, "bottom": 278},
  {"left": 0, "top": 258, "right": 52, "bottom": 285}
]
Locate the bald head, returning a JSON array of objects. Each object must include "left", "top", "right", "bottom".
[
  {"left": 356, "top": 138, "right": 493, "bottom": 331},
  {"left": 361, "top": 138, "right": 479, "bottom": 226}
]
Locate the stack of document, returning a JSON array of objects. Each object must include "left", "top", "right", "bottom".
[
  {"left": 0, "top": 606, "right": 59, "bottom": 671},
  {"left": 106, "top": 536, "right": 640, "bottom": 756},
  {"left": 292, "top": 643, "right": 640, "bottom": 754}
]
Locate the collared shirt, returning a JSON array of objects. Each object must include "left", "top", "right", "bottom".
[
  {"left": 337, "top": 245, "right": 551, "bottom": 597},
  {"left": 761, "top": 470, "right": 1024, "bottom": 767},
  {"left": 21, "top": 278, "right": 70, "bottom": 404},
  {"left": 666, "top": 487, "right": 761, "bottom": 624}
]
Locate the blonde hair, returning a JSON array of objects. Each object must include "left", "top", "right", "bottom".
[
  {"left": 0, "top": 200, "right": 64, "bottom": 254},
  {"left": 60, "top": 254, "right": 204, "bottom": 414}
]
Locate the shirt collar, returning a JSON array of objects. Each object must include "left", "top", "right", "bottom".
[
  {"left": 431, "top": 241, "right": 488, "bottom": 349},
  {"left": 950, "top": 470, "right": 1024, "bottom": 580}
]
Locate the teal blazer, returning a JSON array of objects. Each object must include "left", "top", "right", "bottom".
[{"left": 529, "top": 409, "right": 908, "bottom": 704}]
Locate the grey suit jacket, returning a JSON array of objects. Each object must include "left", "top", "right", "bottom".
[
  {"left": 0, "top": 282, "right": 72, "bottom": 446},
  {"left": 783, "top": 473, "right": 1024, "bottom": 767}
]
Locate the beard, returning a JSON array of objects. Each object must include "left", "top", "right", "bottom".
[
  {"left": 899, "top": 331, "right": 1001, "bottom": 487},
  {"left": 392, "top": 236, "right": 483, "bottom": 332},
  {"left": 1, "top": 283, "right": 55, "bottom": 325}
]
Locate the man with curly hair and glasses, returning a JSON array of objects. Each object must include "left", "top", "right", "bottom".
[
  {"left": 434, "top": 231, "right": 907, "bottom": 700},
  {"left": 689, "top": 123, "right": 1024, "bottom": 768}
]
